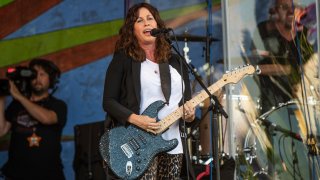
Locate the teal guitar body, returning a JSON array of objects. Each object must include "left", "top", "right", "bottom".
[{"left": 99, "top": 100, "right": 178, "bottom": 180}]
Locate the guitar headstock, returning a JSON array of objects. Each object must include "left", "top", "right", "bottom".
[{"left": 222, "top": 64, "right": 255, "bottom": 84}]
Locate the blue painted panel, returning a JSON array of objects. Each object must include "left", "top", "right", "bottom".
[
  {"left": 6, "top": 0, "right": 125, "bottom": 39},
  {"left": 55, "top": 56, "right": 112, "bottom": 135}
]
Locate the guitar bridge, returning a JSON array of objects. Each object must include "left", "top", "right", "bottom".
[{"left": 121, "top": 143, "right": 133, "bottom": 158}]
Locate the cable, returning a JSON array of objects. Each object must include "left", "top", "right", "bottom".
[
  {"left": 281, "top": 135, "right": 304, "bottom": 179},
  {"left": 222, "top": 112, "right": 228, "bottom": 152},
  {"left": 287, "top": 103, "right": 296, "bottom": 179},
  {"left": 292, "top": 0, "right": 312, "bottom": 137},
  {"left": 171, "top": 29, "right": 191, "bottom": 180},
  {"left": 291, "top": 0, "right": 316, "bottom": 178},
  {"left": 278, "top": 135, "right": 289, "bottom": 175},
  {"left": 279, "top": 135, "right": 295, "bottom": 179},
  {"left": 206, "top": 0, "right": 215, "bottom": 178}
]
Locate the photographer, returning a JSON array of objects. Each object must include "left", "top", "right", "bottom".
[{"left": 0, "top": 58, "right": 67, "bottom": 180}]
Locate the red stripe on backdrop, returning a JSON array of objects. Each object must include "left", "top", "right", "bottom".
[
  {"left": 0, "top": 0, "right": 61, "bottom": 39},
  {"left": 42, "top": 35, "right": 118, "bottom": 73},
  {"left": 0, "top": 35, "right": 118, "bottom": 78}
]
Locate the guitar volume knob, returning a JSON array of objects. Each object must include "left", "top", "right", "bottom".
[{"left": 137, "top": 158, "right": 141, "bottom": 163}]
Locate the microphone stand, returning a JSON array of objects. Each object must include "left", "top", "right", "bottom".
[
  {"left": 168, "top": 39, "right": 228, "bottom": 180},
  {"left": 259, "top": 118, "right": 276, "bottom": 179}
]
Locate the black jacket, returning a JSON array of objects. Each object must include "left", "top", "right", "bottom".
[{"left": 102, "top": 51, "right": 192, "bottom": 127}]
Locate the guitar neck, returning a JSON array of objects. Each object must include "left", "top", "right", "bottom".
[
  {"left": 155, "top": 65, "right": 255, "bottom": 134},
  {"left": 156, "top": 79, "right": 224, "bottom": 134}
]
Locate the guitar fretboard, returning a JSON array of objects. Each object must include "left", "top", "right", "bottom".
[{"left": 156, "top": 79, "right": 224, "bottom": 134}]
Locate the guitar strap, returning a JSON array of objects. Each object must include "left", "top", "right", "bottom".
[{"left": 159, "top": 62, "right": 171, "bottom": 104}]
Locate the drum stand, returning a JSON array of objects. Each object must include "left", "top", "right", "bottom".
[
  {"left": 265, "top": 122, "right": 276, "bottom": 179},
  {"left": 189, "top": 106, "right": 211, "bottom": 165},
  {"left": 211, "top": 98, "right": 228, "bottom": 180},
  {"left": 168, "top": 38, "right": 228, "bottom": 180},
  {"left": 258, "top": 117, "right": 303, "bottom": 179}
]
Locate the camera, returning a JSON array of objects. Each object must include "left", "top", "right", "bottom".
[{"left": 0, "top": 66, "right": 37, "bottom": 96}]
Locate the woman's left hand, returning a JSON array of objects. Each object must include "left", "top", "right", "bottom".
[{"left": 182, "top": 101, "right": 195, "bottom": 122}]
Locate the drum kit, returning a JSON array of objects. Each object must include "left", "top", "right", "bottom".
[
  {"left": 238, "top": 54, "right": 320, "bottom": 179},
  {"left": 173, "top": 31, "right": 320, "bottom": 179},
  {"left": 239, "top": 98, "right": 320, "bottom": 179}
]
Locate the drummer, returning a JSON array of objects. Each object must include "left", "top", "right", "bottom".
[{"left": 251, "top": 0, "right": 314, "bottom": 114}]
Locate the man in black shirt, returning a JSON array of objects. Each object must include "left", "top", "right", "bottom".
[
  {"left": 0, "top": 59, "right": 67, "bottom": 180},
  {"left": 251, "top": 0, "right": 314, "bottom": 114}
]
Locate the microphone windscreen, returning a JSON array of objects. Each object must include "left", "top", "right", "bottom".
[{"left": 150, "top": 28, "right": 161, "bottom": 36}]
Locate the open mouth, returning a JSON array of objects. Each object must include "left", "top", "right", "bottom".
[{"left": 143, "top": 29, "right": 152, "bottom": 35}]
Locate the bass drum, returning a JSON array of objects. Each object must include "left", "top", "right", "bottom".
[{"left": 244, "top": 101, "right": 310, "bottom": 179}]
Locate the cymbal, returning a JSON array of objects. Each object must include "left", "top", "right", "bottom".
[{"left": 170, "top": 33, "right": 219, "bottom": 42}]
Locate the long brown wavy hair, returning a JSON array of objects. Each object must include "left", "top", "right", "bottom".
[{"left": 115, "top": 3, "right": 171, "bottom": 63}]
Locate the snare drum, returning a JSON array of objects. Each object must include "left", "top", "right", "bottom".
[{"left": 244, "top": 101, "right": 310, "bottom": 179}]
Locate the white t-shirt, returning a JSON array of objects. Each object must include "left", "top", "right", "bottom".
[{"left": 140, "top": 59, "right": 185, "bottom": 154}]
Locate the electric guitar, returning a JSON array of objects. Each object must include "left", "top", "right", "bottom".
[{"left": 99, "top": 65, "right": 256, "bottom": 179}]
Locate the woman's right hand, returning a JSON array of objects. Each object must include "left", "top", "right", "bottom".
[{"left": 128, "top": 114, "right": 160, "bottom": 134}]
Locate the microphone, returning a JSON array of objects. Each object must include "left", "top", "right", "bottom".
[
  {"left": 258, "top": 118, "right": 302, "bottom": 141},
  {"left": 150, "top": 28, "right": 172, "bottom": 36}
]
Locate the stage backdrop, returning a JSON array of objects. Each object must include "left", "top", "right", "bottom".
[{"left": 0, "top": 0, "right": 223, "bottom": 179}]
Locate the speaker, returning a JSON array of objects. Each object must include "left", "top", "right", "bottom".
[{"left": 73, "top": 121, "right": 107, "bottom": 180}]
